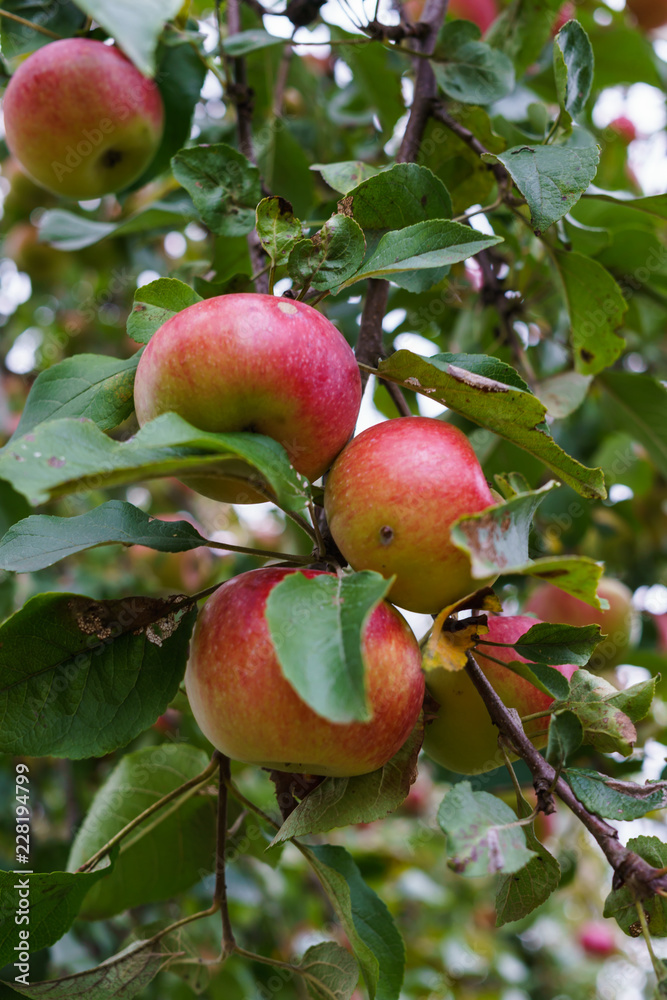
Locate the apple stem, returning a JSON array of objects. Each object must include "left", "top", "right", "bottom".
[
  {"left": 213, "top": 752, "right": 237, "bottom": 956},
  {"left": 520, "top": 709, "right": 554, "bottom": 723},
  {"left": 0, "top": 8, "right": 62, "bottom": 38}
]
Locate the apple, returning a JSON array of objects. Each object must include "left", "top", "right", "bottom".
[
  {"left": 449, "top": 0, "right": 498, "bottom": 32},
  {"left": 3, "top": 38, "right": 164, "bottom": 199},
  {"left": 3, "top": 223, "right": 69, "bottom": 285},
  {"left": 134, "top": 294, "right": 362, "bottom": 503},
  {"left": 578, "top": 921, "right": 617, "bottom": 958},
  {"left": 402, "top": 0, "right": 496, "bottom": 30},
  {"left": 524, "top": 577, "right": 637, "bottom": 669},
  {"left": 323, "top": 417, "right": 495, "bottom": 614},
  {"left": 184, "top": 567, "right": 425, "bottom": 776},
  {"left": 552, "top": 2, "right": 577, "bottom": 34},
  {"left": 609, "top": 116, "right": 637, "bottom": 144},
  {"left": 626, "top": 0, "right": 667, "bottom": 31},
  {"left": 422, "top": 615, "right": 577, "bottom": 774}
]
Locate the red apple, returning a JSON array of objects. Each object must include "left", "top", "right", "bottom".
[
  {"left": 3, "top": 38, "right": 164, "bottom": 199},
  {"left": 134, "top": 294, "right": 362, "bottom": 503},
  {"left": 184, "top": 567, "right": 425, "bottom": 776},
  {"left": 448, "top": 0, "right": 498, "bottom": 32},
  {"left": 525, "top": 577, "right": 637, "bottom": 669},
  {"left": 323, "top": 417, "right": 495, "bottom": 614},
  {"left": 609, "top": 116, "right": 637, "bottom": 143},
  {"left": 422, "top": 615, "right": 577, "bottom": 774},
  {"left": 578, "top": 921, "right": 617, "bottom": 958},
  {"left": 552, "top": 2, "right": 577, "bottom": 34},
  {"left": 626, "top": 0, "right": 667, "bottom": 31}
]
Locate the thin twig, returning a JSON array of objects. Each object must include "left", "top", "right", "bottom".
[
  {"left": 78, "top": 756, "right": 220, "bottom": 873},
  {"left": 214, "top": 753, "right": 236, "bottom": 956},
  {"left": 0, "top": 8, "right": 61, "bottom": 37}
]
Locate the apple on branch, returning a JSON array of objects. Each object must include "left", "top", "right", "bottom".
[
  {"left": 324, "top": 417, "right": 496, "bottom": 614},
  {"left": 626, "top": 0, "right": 667, "bottom": 31},
  {"left": 524, "top": 577, "right": 638, "bottom": 669},
  {"left": 133, "top": 293, "right": 362, "bottom": 503},
  {"left": 422, "top": 615, "right": 577, "bottom": 774},
  {"left": 3, "top": 38, "right": 164, "bottom": 199},
  {"left": 184, "top": 567, "right": 425, "bottom": 777}
]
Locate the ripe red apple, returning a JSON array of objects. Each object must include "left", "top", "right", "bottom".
[
  {"left": 525, "top": 577, "right": 637, "bottom": 669},
  {"left": 626, "top": 0, "right": 667, "bottom": 31},
  {"left": 184, "top": 567, "right": 425, "bottom": 776},
  {"left": 552, "top": 2, "right": 577, "bottom": 34},
  {"left": 578, "top": 921, "right": 617, "bottom": 958},
  {"left": 3, "top": 38, "right": 164, "bottom": 199},
  {"left": 422, "top": 615, "right": 577, "bottom": 774},
  {"left": 609, "top": 116, "right": 637, "bottom": 144},
  {"left": 448, "top": 0, "right": 498, "bottom": 32},
  {"left": 323, "top": 417, "right": 495, "bottom": 614},
  {"left": 134, "top": 294, "right": 362, "bottom": 503}
]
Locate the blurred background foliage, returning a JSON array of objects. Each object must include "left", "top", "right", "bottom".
[{"left": 1, "top": 0, "right": 667, "bottom": 996}]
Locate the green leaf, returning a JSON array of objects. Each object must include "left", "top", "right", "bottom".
[
  {"left": 553, "top": 669, "right": 637, "bottom": 756},
  {"left": 495, "top": 791, "right": 560, "bottom": 925},
  {"left": 265, "top": 571, "right": 391, "bottom": 724},
  {"left": 546, "top": 710, "right": 583, "bottom": 766},
  {"left": 0, "top": 592, "right": 197, "bottom": 758},
  {"left": 451, "top": 482, "right": 606, "bottom": 604},
  {"left": 0, "top": 862, "right": 114, "bottom": 968},
  {"left": 256, "top": 196, "right": 303, "bottom": 265},
  {"left": 67, "top": 744, "right": 216, "bottom": 918},
  {"left": 306, "top": 844, "right": 405, "bottom": 1000},
  {"left": 376, "top": 351, "right": 606, "bottom": 499},
  {"left": 508, "top": 622, "right": 605, "bottom": 666},
  {"left": 604, "top": 837, "right": 667, "bottom": 937},
  {"left": 0, "top": 0, "right": 85, "bottom": 57},
  {"left": 8, "top": 353, "right": 140, "bottom": 442},
  {"left": 485, "top": 0, "right": 563, "bottom": 77},
  {"left": 534, "top": 371, "right": 593, "bottom": 419},
  {"left": 288, "top": 214, "right": 366, "bottom": 292},
  {"left": 494, "top": 659, "right": 572, "bottom": 701},
  {"left": 554, "top": 251, "right": 626, "bottom": 375},
  {"left": 0, "top": 480, "right": 30, "bottom": 538},
  {"left": 586, "top": 189, "right": 667, "bottom": 222},
  {"left": 349, "top": 163, "right": 453, "bottom": 250},
  {"left": 311, "top": 161, "right": 385, "bottom": 195},
  {"left": 301, "top": 942, "right": 359, "bottom": 1000},
  {"left": 432, "top": 21, "right": 515, "bottom": 105},
  {"left": 330, "top": 30, "right": 403, "bottom": 141},
  {"left": 72, "top": 0, "right": 182, "bottom": 76},
  {"left": 607, "top": 677, "right": 657, "bottom": 725},
  {"left": 598, "top": 371, "right": 667, "bottom": 479},
  {"left": 221, "top": 28, "right": 285, "bottom": 56},
  {"left": 438, "top": 781, "right": 536, "bottom": 877},
  {"left": 271, "top": 719, "right": 423, "bottom": 843},
  {"left": 7, "top": 934, "right": 175, "bottom": 997},
  {"left": 565, "top": 768, "right": 667, "bottom": 821},
  {"left": 126, "top": 277, "right": 202, "bottom": 344},
  {"left": 488, "top": 141, "right": 600, "bottom": 235},
  {"left": 38, "top": 200, "right": 193, "bottom": 251},
  {"left": 553, "top": 20, "right": 594, "bottom": 119},
  {"left": 0, "top": 501, "right": 208, "bottom": 572},
  {"left": 171, "top": 143, "right": 262, "bottom": 236},
  {"left": 342, "top": 221, "right": 502, "bottom": 286},
  {"left": 0, "top": 413, "right": 308, "bottom": 513}
]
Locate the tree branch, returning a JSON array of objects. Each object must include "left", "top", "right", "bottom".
[
  {"left": 354, "top": 0, "right": 448, "bottom": 401},
  {"left": 465, "top": 652, "right": 667, "bottom": 900},
  {"left": 213, "top": 752, "right": 236, "bottom": 956},
  {"left": 221, "top": 0, "right": 269, "bottom": 293}
]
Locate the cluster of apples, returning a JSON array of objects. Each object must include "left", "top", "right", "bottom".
[{"left": 132, "top": 294, "right": 637, "bottom": 779}]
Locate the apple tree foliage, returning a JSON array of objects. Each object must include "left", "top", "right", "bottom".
[{"left": 0, "top": 0, "right": 666, "bottom": 997}]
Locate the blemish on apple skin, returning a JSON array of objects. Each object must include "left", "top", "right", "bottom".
[
  {"left": 379, "top": 525, "right": 394, "bottom": 545},
  {"left": 278, "top": 301, "right": 298, "bottom": 316}
]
